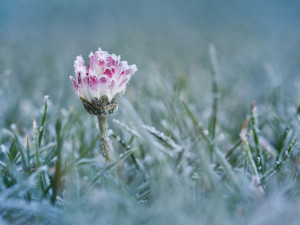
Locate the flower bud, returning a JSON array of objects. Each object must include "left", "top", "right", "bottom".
[{"left": 70, "top": 48, "right": 137, "bottom": 116}]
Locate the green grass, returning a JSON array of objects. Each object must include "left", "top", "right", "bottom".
[{"left": 0, "top": 43, "right": 300, "bottom": 224}]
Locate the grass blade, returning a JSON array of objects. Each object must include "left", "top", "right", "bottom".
[
  {"left": 38, "top": 96, "right": 48, "bottom": 147},
  {"left": 250, "top": 101, "right": 264, "bottom": 174},
  {"left": 208, "top": 44, "right": 219, "bottom": 140},
  {"left": 183, "top": 101, "right": 239, "bottom": 190},
  {"left": 51, "top": 116, "right": 63, "bottom": 204},
  {"left": 82, "top": 149, "right": 134, "bottom": 195},
  {"left": 241, "top": 117, "right": 259, "bottom": 177},
  {"left": 32, "top": 119, "right": 40, "bottom": 168},
  {"left": 260, "top": 137, "right": 297, "bottom": 184}
]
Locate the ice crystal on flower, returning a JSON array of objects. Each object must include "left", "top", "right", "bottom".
[{"left": 70, "top": 48, "right": 137, "bottom": 116}]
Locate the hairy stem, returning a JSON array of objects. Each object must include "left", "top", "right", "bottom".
[{"left": 98, "top": 116, "right": 113, "bottom": 163}]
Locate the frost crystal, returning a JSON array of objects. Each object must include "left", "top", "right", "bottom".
[{"left": 70, "top": 48, "right": 137, "bottom": 116}]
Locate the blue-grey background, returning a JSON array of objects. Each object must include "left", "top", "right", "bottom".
[{"left": 0, "top": 0, "right": 300, "bottom": 127}]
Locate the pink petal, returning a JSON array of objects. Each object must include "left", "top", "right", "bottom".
[
  {"left": 118, "top": 78, "right": 128, "bottom": 88},
  {"left": 118, "top": 69, "right": 130, "bottom": 81},
  {"left": 77, "top": 72, "right": 82, "bottom": 84},
  {"left": 87, "top": 52, "right": 94, "bottom": 73},
  {"left": 83, "top": 76, "right": 89, "bottom": 86},
  {"left": 111, "top": 67, "right": 115, "bottom": 74},
  {"left": 74, "top": 56, "right": 87, "bottom": 79},
  {"left": 118, "top": 65, "right": 137, "bottom": 81},
  {"left": 107, "top": 55, "right": 119, "bottom": 68},
  {"left": 74, "top": 56, "right": 85, "bottom": 69},
  {"left": 98, "top": 59, "right": 105, "bottom": 68},
  {"left": 110, "top": 80, "right": 116, "bottom": 89},
  {"left": 95, "top": 49, "right": 107, "bottom": 69},
  {"left": 103, "top": 68, "right": 112, "bottom": 78},
  {"left": 89, "top": 75, "right": 98, "bottom": 90},
  {"left": 72, "top": 48, "right": 137, "bottom": 99},
  {"left": 100, "top": 76, "right": 107, "bottom": 84},
  {"left": 69, "top": 76, "right": 78, "bottom": 91}
]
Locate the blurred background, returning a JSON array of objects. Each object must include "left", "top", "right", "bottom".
[
  {"left": 0, "top": 0, "right": 300, "bottom": 129},
  {"left": 1, "top": 1, "right": 300, "bottom": 224}
]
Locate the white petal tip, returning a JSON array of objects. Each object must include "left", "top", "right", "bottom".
[
  {"left": 132, "top": 64, "right": 138, "bottom": 72},
  {"left": 89, "top": 51, "right": 94, "bottom": 57}
]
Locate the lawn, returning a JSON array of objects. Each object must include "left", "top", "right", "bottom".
[{"left": 0, "top": 0, "right": 300, "bottom": 224}]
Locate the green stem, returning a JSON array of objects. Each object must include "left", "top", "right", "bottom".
[{"left": 98, "top": 116, "right": 113, "bottom": 163}]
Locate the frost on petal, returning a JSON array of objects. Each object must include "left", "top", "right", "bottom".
[
  {"left": 74, "top": 55, "right": 85, "bottom": 69},
  {"left": 87, "top": 52, "right": 94, "bottom": 73},
  {"left": 89, "top": 75, "right": 99, "bottom": 90},
  {"left": 88, "top": 75, "right": 99, "bottom": 99},
  {"left": 95, "top": 48, "right": 108, "bottom": 70},
  {"left": 117, "top": 61, "right": 136, "bottom": 81},
  {"left": 81, "top": 76, "right": 92, "bottom": 101},
  {"left": 71, "top": 47, "right": 137, "bottom": 105},
  {"left": 107, "top": 54, "right": 120, "bottom": 68},
  {"left": 74, "top": 56, "right": 86, "bottom": 84},
  {"left": 119, "top": 60, "right": 129, "bottom": 70},
  {"left": 82, "top": 76, "right": 89, "bottom": 86},
  {"left": 117, "top": 69, "right": 129, "bottom": 82},
  {"left": 125, "top": 64, "right": 138, "bottom": 77},
  {"left": 130, "top": 64, "right": 138, "bottom": 74},
  {"left": 118, "top": 78, "right": 128, "bottom": 89}
]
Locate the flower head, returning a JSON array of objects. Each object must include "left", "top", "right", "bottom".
[{"left": 70, "top": 48, "right": 137, "bottom": 116}]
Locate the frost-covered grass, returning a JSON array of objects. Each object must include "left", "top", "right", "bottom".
[{"left": 1, "top": 1, "right": 300, "bottom": 224}]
